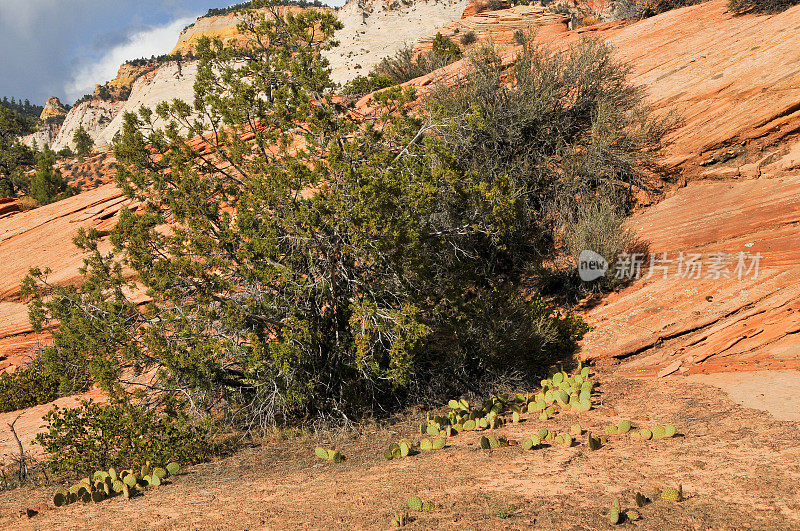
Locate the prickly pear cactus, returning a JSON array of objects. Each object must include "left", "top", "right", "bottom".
[
  {"left": 407, "top": 496, "right": 423, "bottom": 511},
  {"left": 52, "top": 489, "right": 68, "bottom": 507},
  {"left": 660, "top": 486, "right": 683, "bottom": 502}
]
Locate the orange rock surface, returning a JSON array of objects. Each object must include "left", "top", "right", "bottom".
[
  {"left": 579, "top": 175, "right": 800, "bottom": 376},
  {"left": 2, "top": 0, "right": 800, "bottom": 381},
  {"left": 0, "top": 184, "right": 128, "bottom": 373}
]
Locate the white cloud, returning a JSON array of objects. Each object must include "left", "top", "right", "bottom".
[{"left": 64, "top": 15, "right": 196, "bottom": 101}]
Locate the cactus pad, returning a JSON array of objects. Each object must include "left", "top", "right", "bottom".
[
  {"left": 407, "top": 496, "right": 423, "bottom": 511},
  {"left": 53, "top": 490, "right": 67, "bottom": 507},
  {"left": 660, "top": 487, "right": 683, "bottom": 501}
]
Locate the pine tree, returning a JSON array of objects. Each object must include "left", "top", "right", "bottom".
[
  {"left": 30, "top": 148, "right": 67, "bottom": 205},
  {"left": 73, "top": 126, "right": 94, "bottom": 158}
]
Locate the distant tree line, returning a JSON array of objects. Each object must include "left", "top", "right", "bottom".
[
  {"left": 124, "top": 51, "right": 197, "bottom": 68},
  {"left": 204, "top": 0, "right": 323, "bottom": 17},
  {"left": 0, "top": 97, "right": 45, "bottom": 121}
]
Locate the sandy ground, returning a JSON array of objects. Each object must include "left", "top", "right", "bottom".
[
  {"left": 686, "top": 370, "right": 800, "bottom": 422},
  {"left": 1, "top": 370, "right": 799, "bottom": 529}
]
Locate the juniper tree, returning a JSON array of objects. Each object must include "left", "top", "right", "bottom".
[{"left": 21, "top": 3, "right": 676, "bottom": 430}]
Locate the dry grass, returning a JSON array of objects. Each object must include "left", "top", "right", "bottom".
[{"left": 1, "top": 371, "right": 799, "bottom": 529}]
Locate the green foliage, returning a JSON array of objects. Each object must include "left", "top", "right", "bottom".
[
  {"left": 341, "top": 72, "right": 397, "bottom": 96},
  {"left": 25, "top": 3, "right": 663, "bottom": 433},
  {"left": 0, "top": 96, "right": 44, "bottom": 120},
  {"left": 30, "top": 148, "right": 76, "bottom": 205},
  {"left": 0, "top": 359, "right": 59, "bottom": 413},
  {"left": 0, "top": 106, "right": 36, "bottom": 197},
  {"left": 372, "top": 34, "right": 462, "bottom": 84},
  {"left": 73, "top": 126, "right": 94, "bottom": 158},
  {"left": 35, "top": 398, "right": 211, "bottom": 476},
  {"left": 431, "top": 33, "right": 462, "bottom": 63},
  {"left": 56, "top": 147, "right": 75, "bottom": 159},
  {"left": 729, "top": 0, "right": 798, "bottom": 12}
]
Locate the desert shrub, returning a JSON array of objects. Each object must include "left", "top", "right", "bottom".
[
  {"left": 460, "top": 31, "right": 478, "bottom": 45},
  {"left": 35, "top": 398, "right": 211, "bottom": 476},
  {"left": 0, "top": 360, "right": 60, "bottom": 413},
  {"left": 342, "top": 72, "right": 397, "bottom": 96},
  {"left": 425, "top": 38, "right": 673, "bottom": 291},
  {"left": 373, "top": 34, "right": 462, "bottom": 84},
  {"left": 17, "top": 195, "right": 38, "bottom": 210},
  {"left": 564, "top": 198, "right": 633, "bottom": 266},
  {"left": 728, "top": 0, "right": 798, "bottom": 12}
]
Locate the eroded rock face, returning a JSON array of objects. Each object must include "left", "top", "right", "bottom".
[
  {"left": 579, "top": 176, "right": 800, "bottom": 376},
  {"left": 0, "top": 184, "right": 129, "bottom": 374},
  {"left": 39, "top": 97, "right": 66, "bottom": 122}
]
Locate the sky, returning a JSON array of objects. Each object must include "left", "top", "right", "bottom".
[{"left": 0, "top": 0, "right": 342, "bottom": 106}]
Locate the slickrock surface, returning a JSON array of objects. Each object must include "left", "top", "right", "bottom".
[
  {"left": 0, "top": 184, "right": 127, "bottom": 373},
  {"left": 580, "top": 176, "right": 800, "bottom": 376},
  {"left": 414, "top": 5, "right": 568, "bottom": 53}
]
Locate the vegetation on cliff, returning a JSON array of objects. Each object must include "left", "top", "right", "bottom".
[{"left": 21, "top": 0, "right": 670, "bottom": 473}]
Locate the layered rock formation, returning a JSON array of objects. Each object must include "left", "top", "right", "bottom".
[
  {"left": 414, "top": 4, "right": 569, "bottom": 53},
  {"left": 2, "top": 0, "right": 800, "bottom": 382},
  {"left": 580, "top": 176, "right": 800, "bottom": 376},
  {"left": 38, "top": 97, "right": 66, "bottom": 122},
  {"left": 0, "top": 184, "right": 127, "bottom": 374}
]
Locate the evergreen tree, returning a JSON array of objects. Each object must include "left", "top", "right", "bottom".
[
  {"left": 73, "top": 126, "right": 94, "bottom": 158},
  {"left": 30, "top": 147, "right": 68, "bottom": 205},
  {"left": 24, "top": 2, "right": 666, "bottom": 429},
  {"left": 0, "top": 106, "right": 35, "bottom": 196}
]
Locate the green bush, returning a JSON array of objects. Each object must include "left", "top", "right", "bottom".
[
  {"left": 425, "top": 38, "right": 672, "bottom": 299},
  {"left": 0, "top": 360, "right": 60, "bottom": 413},
  {"left": 342, "top": 73, "right": 397, "bottom": 96},
  {"left": 73, "top": 126, "right": 94, "bottom": 158},
  {"left": 373, "top": 34, "right": 462, "bottom": 84},
  {"left": 35, "top": 398, "right": 211, "bottom": 476},
  {"left": 728, "top": 0, "right": 798, "bottom": 13},
  {"left": 25, "top": 6, "right": 665, "bottom": 431},
  {"left": 30, "top": 148, "right": 76, "bottom": 205}
]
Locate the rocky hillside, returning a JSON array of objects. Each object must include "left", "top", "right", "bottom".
[
  {"left": 5, "top": 0, "right": 800, "bottom": 379},
  {"left": 27, "top": 0, "right": 469, "bottom": 152}
]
